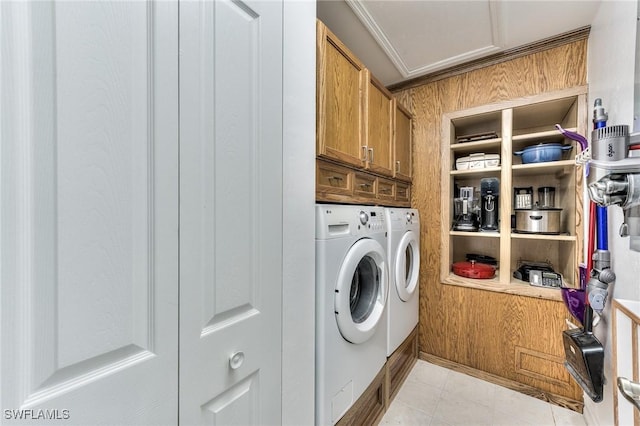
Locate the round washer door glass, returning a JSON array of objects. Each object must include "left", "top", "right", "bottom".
[
  {"left": 335, "top": 238, "right": 387, "bottom": 344},
  {"left": 395, "top": 230, "right": 419, "bottom": 302}
]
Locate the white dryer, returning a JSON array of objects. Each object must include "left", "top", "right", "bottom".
[
  {"left": 315, "top": 204, "right": 388, "bottom": 425},
  {"left": 384, "top": 208, "right": 420, "bottom": 356}
]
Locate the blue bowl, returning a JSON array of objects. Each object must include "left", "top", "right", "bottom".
[{"left": 514, "top": 143, "right": 572, "bottom": 164}]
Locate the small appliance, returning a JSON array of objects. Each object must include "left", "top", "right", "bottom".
[
  {"left": 538, "top": 186, "right": 556, "bottom": 208},
  {"left": 480, "top": 178, "right": 499, "bottom": 231},
  {"left": 453, "top": 187, "right": 479, "bottom": 232},
  {"left": 514, "top": 186, "right": 533, "bottom": 209}
]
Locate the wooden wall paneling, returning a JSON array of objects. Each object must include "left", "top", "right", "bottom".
[{"left": 397, "top": 39, "right": 587, "bottom": 404}]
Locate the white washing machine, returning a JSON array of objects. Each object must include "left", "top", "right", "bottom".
[
  {"left": 384, "top": 208, "right": 420, "bottom": 356},
  {"left": 315, "top": 204, "right": 388, "bottom": 425}
]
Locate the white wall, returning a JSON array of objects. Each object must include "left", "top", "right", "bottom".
[
  {"left": 282, "top": 1, "right": 316, "bottom": 425},
  {"left": 586, "top": 1, "right": 639, "bottom": 424}
]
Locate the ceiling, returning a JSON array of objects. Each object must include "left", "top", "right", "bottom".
[{"left": 317, "top": 0, "right": 602, "bottom": 87}]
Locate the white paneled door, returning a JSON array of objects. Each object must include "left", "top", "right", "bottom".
[
  {"left": 2, "top": 0, "right": 286, "bottom": 424},
  {"left": 1, "top": 1, "right": 179, "bottom": 425},
  {"left": 178, "top": 1, "right": 283, "bottom": 425}
]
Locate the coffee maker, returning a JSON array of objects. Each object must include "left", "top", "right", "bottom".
[
  {"left": 453, "top": 186, "right": 479, "bottom": 231},
  {"left": 480, "top": 178, "right": 499, "bottom": 231}
]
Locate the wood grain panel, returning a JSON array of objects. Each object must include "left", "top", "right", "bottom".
[
  {"left": 366, "top": 73, "right": 394, "bottom": 176},
  {"left": 316, "top": 21, "right": 365, "bottom": 168},
  {"left": 394, "top": 103, "right": 413, "bottom": 181},
  {"left": 386, "top": 327, "right": 418, "bottom": 403},
  {"left": 399, "top": 40, "right": 587, "bottom": 403},
  {"left": 336, "top": 365, "right": 387, "bottom": 426}
]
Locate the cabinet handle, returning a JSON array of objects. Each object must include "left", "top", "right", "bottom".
[
  {"left": 368, "top": 148, "right": 374, "bottom": 163},
  {"left": 362, "top": 146, "right": 368, "bottom": 161},
  {"left": 396, "top": 160, "right": 400, "bottom": 173},
  {"left": 359, "top": 183, "right": 372, "bottom": 188},
  {"left": 328, "top": 176, "right": 343, "bottom": 181},
  {"left": 380, "top": 188, "right": 391, "bottom": 194}
]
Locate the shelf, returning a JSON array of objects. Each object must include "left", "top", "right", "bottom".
[
  {"left": 511, "top": 233, "right": 576, "bottom": 242},
  {"left": 442, "top": 272, "right": 563, "bottom": 301},
  {"left": 441, "top": 87, "right": 586, "bottom": 305},
  {"left": 451, "top": 166, "right": 501, "bottom": 176},
  {"left": 450, "top": 230, "right": 500, "bottom": 238},
  {"left": 511, "top": 160, "right": 576, "bottom": 177},
  {"left": 450, "top": 138, "right": 502, "bottom": 153},
  {"left": 512, "top": 128, "right": 577, "bottom": 142},
  {"left": 512, "top": 97, "right": 578, "bottom": 132}
]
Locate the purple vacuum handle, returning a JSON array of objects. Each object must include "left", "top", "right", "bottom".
[{"left": 555, "top": 124, "right": 588, "bottom": 151}]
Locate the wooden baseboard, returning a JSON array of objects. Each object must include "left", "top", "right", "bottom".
[
  {"left": 419, "top": 352, "right": 584, "bottom": 413},
  {"left": 387, "top": 327, "right": 418, "bottom": 403},
  {"left": 336, "top": 364, "right": 387, "bottom": 426}
]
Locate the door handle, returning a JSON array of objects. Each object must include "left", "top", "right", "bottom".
[
  {"left": 618, "top": 377, "right": 640, "bottom": 411},
  {"left": 229, "top": 351, "right": 245, "bottom": 370}
]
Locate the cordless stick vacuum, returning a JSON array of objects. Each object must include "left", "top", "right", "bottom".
[
  {"left": 563, "top": 202, "right": 605, "bottom": 402},
  {"left": 590, "top": 99, "right": 616, "bottom": 313},
  {"left": 557, "top": 102, "right": 610, "bottom": 403}
]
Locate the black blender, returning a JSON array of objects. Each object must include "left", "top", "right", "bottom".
[{"left": 480, "top": 178, "right": 499, "bottom": 231}]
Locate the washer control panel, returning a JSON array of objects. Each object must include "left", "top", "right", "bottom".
[{"left": 363, "top": 209, "right": 385, "bottom": 231}]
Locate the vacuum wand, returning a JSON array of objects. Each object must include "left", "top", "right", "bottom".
[{"left": 589, "top": 99, "right": 615, "bottom": 314}]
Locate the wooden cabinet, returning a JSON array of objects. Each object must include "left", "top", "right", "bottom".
[
  {"left": 316, "top": 160, "right": 353, "bottom": 198},
  {"left": 366, "top": 73, "right": 394, "bottom": 176},
  {"left": 316, "top": 159, "right": 411, "bottom": 207},
  {"left": 316, "top": 19, "right": 413, "bottom": 207},
  {"left": 316, "top": 20, "right": 366, "bottom": 168},
  {"left": 394, "top": 102, "right": 413, "bottom": 181},
  {"left": 354, "top": 172, "right": 377, "bottom": 199},
  {"left": 441, "top": 86, "right": 587, "bottom": 298}
]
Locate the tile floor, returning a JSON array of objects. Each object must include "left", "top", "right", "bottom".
[{"left": 380, "top": 360, "right": 586, "bottom": 426}]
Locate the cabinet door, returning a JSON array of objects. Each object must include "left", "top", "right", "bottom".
[
  {"left": 366, "top": 73, "right": 394, "bottom": 176},
  {"left": 316, "top": 21, "right": 365, "bottom": 168},
  {"left": 395, "top": 103, "right": 413, "bottom": 181}
]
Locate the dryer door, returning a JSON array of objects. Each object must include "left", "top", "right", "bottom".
[
  {"left": 335, "top": 238, "right": 387, "bottom": 344},
  {"left": 395, "top": 230, "right": 420, "bottom": 302}
]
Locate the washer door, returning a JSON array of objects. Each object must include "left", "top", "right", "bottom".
[
  {"left": 335, "top": 238, "right": 387, "bottom": 344},
  {"left": 395, "top": 230, "right": 419, "bottom": 302}
]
